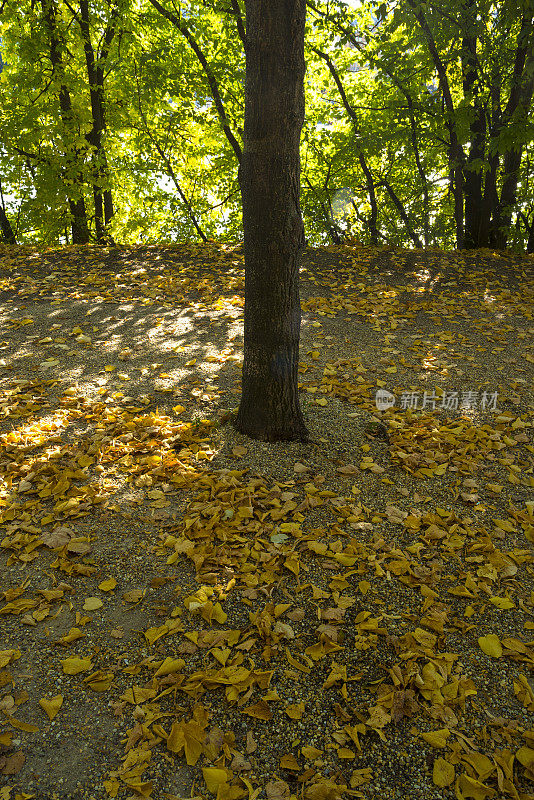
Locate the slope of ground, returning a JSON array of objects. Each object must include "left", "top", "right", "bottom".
[{"left": 0, "top": 242, "right": 533, "bottom": 800}]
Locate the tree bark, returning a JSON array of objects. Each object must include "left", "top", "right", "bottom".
[
  {"left": 490, "top": 13, "right": 534, "bottom": 248},
  {"left": 525, "top": 214, "right": 534, "bottom": 254},
  {"left": 79, "top": 0, "right": 116, "bottom": 242},
  {"left": 0, "top": 205, "right": 16, "bottom": 244},
  {"left": 461, "top": 0, "right": 486, "bottom": 249},
  {"left": 381, "top": 177, "right": 423, "bottom": 248},
  {"left": 407, "top": 0, "right": 465, "bottom": 248},
  {"left": 235, "top": 0, "right": 308, "bottom": 442},
  {"left": 41, "top": 0, "right": 90, "bottom": 244}
]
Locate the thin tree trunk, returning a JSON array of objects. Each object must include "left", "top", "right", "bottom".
[
  {"left": 358, "top": 152, "right": 378, "bottom": 245},
  {"left": 133, "top": 66, "right": 208, "bottom": 242},
  {"left": 461, "top": 2, "right": 486, "bottom": 248},
  {"left": 478, "top": 76, "right": 501, "bottom": 247},
  {"left": 381, "top": 177, "right": 423, "bottom": 248},
  {"left": 525, "top": 215, "right": 534, "bottom": 253},
  {"left": 405, "top": 94, "right": 430, "bottom": 246},
  {"left": 407, "top": 0, "right": 465, "bottom": 248},
  {"left": 492, "top": 149, "right": 525, "bottom": 250},
  {"left": 42, "top": 0, "right": 90, "bottom": 244},
  {"left": 490, "top": 13, "right": 534, "bottom": 248},
  {"left": 303, "top": 175, "right": 342, "bottom": 244},
  {"left": 236, "top": 0, "right": 308, "bottom": 441},
  {"left": 79, "top": 0, "right": 115, "bottom": 241},
  {"left": 307, "top": 14, "right": 430, "bottom": 247},
  {"left": 311, "top": 46, "right": 379, "bottom": 246},
  {"left": 0, "top": 178, "right": 16, "bottom": 243}
]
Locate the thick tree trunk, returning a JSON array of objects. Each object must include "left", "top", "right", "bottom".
[
  {"left": 69, "top": 197, "right": 90, "bottom": 244},
  {"left": 0, "top": 205, "right": 16, "bottom": 244},
  {"left": 463, "top": 102, "right": 486, "bottom": 248},
  {"left": 235, "top": 0, "right": 308, "bottom": 442}
]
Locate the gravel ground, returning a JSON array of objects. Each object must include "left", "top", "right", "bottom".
[{"left": 0, "top": 241, "right": 533, "bottom": 800}]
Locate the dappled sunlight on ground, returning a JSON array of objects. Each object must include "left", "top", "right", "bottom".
[{"left": 0, "top": 242, "right": 533, "bottom": 800}]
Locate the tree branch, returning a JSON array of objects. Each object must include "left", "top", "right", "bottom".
[{"left": 147, "top": 0, "right": 242, "bottom": 163}]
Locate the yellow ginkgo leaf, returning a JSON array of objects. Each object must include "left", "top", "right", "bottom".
[
  {"left": 478, "top": 634, "right": 502, "bottom": 658},
  {"left": 492, "top": 518, "right": 515, "bottom": 532},
  {"left": 421, "top": 729, "right": 450, "bottom": 748},
  {"left": 433, "top": 757, "right": 455, "bottom": 787},
  {"left": 489, "top": 596, "right": 515, "bottom": 610},
  {"left": 202, "top": 767, "right": 228, "bottom": 794},
  {"left": 104, "top": 365, "right": 115, "bottom": 372},
  {"left": 284, "top": 702, "right": 305, "bottom": 720},
  {"left": 83, "top": 597, "right": 103, "bottom": 611},
  {"left": 98, "top": 577, "right": 117, "bottom": 592},
  {"left": 61, "top": 656, "right": 92, "bottom": 675},
  {"left": 39, "top": 695, "right": 63, "bottom": 720},
  {"left": 301, "top": 745, "right": 322, "bottom": 759},
  {"left": 154, "top": 657, "right": 185, "bottom": 677},
  {"left": 516, "top": 746, "right": 534, "bottom": 771},
  {"left": 280, "top": 754, "right": 300, "bottom": 770}
]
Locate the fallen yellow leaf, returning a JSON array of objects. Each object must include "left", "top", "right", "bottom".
[
  {"left": 83, "top": 597, "right": 103, "bottom": 611},
  {"left": 61, "top": 656, "right": 92, "bottom": 675},
  {"left": 478, "top": 634, "right": 502, "bottom": 658},
  {"left": 98, "top": 577, "right": 117, "bottom": 592},
  {"left": 39, "top": 695, "right": 63, "bottom": 720},
  {"left": 433, "top": 757, "right": 455, "bottom": 787}
]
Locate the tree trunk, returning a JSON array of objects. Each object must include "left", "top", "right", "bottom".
[
  {"left": 42, "top": 0, "right": 90, "bottom": 244},
  {"left": 463, "top": 102, "right": 486, "bottom": 248},
  {"left": 79, "top": 0, "right": 115, "bottom": 242},
  {"left": 0, "top": 205, "right": 16, "bottom": 244},
  {"left": 461, "top": 0, "right": 486, "bottom": 249},
  {"left": 235, "top": 0, "right": 308, "bottom": 442},
  {"left": 489, "top": 13, "right": 534, "bottom": 249},
  {"left": 381, "top": 177, "right": 423, "bottom": 248},
  {"left": 491, "top": 149, "right": 524, "bottom": 249},
  {"left": 527, "top": 217, "right": 534, "bottom": 253},
  {"left": 358, "top": 152, "right": 378, "bottom": 245}
]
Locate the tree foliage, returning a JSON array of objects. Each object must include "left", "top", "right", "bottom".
[{"left": 0, "top": 0, "right": 533, "bottom": 250}]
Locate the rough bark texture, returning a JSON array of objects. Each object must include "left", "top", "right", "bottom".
[{"left": 235, "top": 0, "right": 308, "bottom": 442}]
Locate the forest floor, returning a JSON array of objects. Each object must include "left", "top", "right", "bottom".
[{"left": 0, "top": 241, "right": 533, "bottom": 800}]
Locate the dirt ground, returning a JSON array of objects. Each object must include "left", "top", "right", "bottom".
[{"left": 0, "top": 241, "right": 533, "bottom": 800}]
